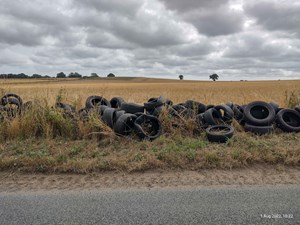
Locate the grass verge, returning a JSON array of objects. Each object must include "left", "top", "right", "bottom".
[{"left": 0, "top": 131, "right": 299, "bottom": 173}]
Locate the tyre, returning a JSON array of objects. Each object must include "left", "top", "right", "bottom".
[
  {"left": 244, "top": 123, "right": 274, "bottom": 135},
  {"left": 114, "top": 113, "right": 137, "bottom": 136},
  {"left": 203, "top": 108, "right": 223, "bottom": 125},
  {"left": 55, "top": 102, "right": 74, "bottom": 112},
  {"left": 102, "top": 108, "right": 116, "bottom": 129},
  {"left": 110, "top": 97, "right": 125, "bottom": 109},
  {"left": 85, "top": 96, "right": 111, "bottom": 109},
  {"left": 243, "top": 101, "right": 275, "bottom": 126},
  {"left": 78, "top": 108, "right": 89, "bottom": 121},
  {"left": 0, "top": 98, "right": 21, "bottom": 117},
  {"left": 115, "top": 110, "right": 126, "bottom": 123},
  {"left": 144, "top": 96, "right": 165, "bottom": 110},
  {"left": 120, "top": 103, "right": 144, "bottom": 114},
  {"left": 165, "top": 99, "right": 173, "bottom": 106},
  {"left": 134, "top": 114, "right": 161, "bottom": 141},
  {"left": 276, "top": 109, "right": 300, "bottom": 132},
  {"left": 205, "top": 124, "right": 234, "bottom": 143},
  {"left": 196, "top": 113, "right": 206, "bottom": 128},
  {"left": 214, "top": 104, "right": 234, "bottom": 124},
  {"left": 233, "top": 104, "right": 244, "bottom": 121},
  {"left": 147, "top": 105, "right": 163, "bottom": 117},
  {"left": 206, "top": 104, "right": 215, "bottom": 110},
  {"left": 0, "top": 93, "right": 23, "bottom": 107},
  {"left": 184, "top": 100, "right": 206, "bottom": 114},
  {"left": 225, "top": 102, "right": 234, "bottom": 109},
  {"left": 295, "top": 105, "right": 300, "bottom": 113},
  {"left": 269, "top": 101, "right": 279, "bottom": 113}
]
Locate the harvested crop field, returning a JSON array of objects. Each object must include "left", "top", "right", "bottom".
[
  {"left": 2, "top": 78, "right": 300, "bottom": 106},
  {"left": 0, "top": 78, "right": 300, "bottom": 173}
]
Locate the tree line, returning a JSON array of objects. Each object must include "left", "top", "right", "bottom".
[{"left": 0, "top": 72, "right": 116, "bottom": 79}]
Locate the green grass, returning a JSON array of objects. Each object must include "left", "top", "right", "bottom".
[{"left": 0, "top": 131, "right": 299, "bottom": 173}]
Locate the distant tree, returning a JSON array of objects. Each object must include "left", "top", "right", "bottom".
[
  {"left": 68, "top": 72, "right": 82, "bottom": 78},
  {"left": 179, "top": 74, "right": 183, "bottom": 80},
  {"left": 32, "top": 74, "right": 42, "bottom": 78},
  {"left": 57, "top": 72, "right": 66, "bottom": 78},
  {"left": 107, "top": 73, "right": 115, "bottom": 78},
  {"left": 17, "top": 73, "right": 29, "bottom": 78},
  {"left": 91, "top": 73, "right": 99, "bottom": 77},
  {"left": 209, "top": 73, "right": 219, "bottom": 81}
]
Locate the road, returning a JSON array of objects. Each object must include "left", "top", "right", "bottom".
[{"left": 0, "top": 185, "right": 299, "bottom": 225}]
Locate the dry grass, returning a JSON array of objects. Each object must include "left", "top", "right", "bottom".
[{"left": 0, "top": 77, "right": 299, "bottom": 173}]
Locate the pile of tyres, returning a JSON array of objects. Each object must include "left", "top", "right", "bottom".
[{"left": 1, "top": 93, "right": 300, "bottom": 143}]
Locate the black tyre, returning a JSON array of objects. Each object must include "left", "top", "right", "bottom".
[
  {"left": 165, "top": 99, "right": 173, "bottom": 106},
  {"left": 295, "top": 105, "right": 300, "bottom": 113},
  {"left": 243, "top": 101, "right": 275, "bottom": 126},
  {"left": 276, "top": 109, "right": 300, "bottom": 132},
  {"left": 115, "top": 110, "right": 126, "bottom": 123},
  {"left": 134, "top": 114, "right": 161, "bottom": 141},
  {"left": 233, "top": 104, "right": 244, "bottom": 121},
  {"left": 147, "top": 105, "right": 163, "bottom": 117},
  {"left": 184, "top": 100, "right": 206, "bottom": 114},
  {"left": 206, "top": 124, "right": 234, "bottom": 143},
  {"left": 78, "top": 108, "right": 89, "bottom": 121},
  {"left": 0, "top": 93, "right": 23, "bottom": 107},
  {"left": 144, "top": 96, "right": 165, "bottom": 110},
  {"left": 120, "top": 103, "right": 144, "bottom": 114},
  {"left": 206, "top": 104, "right": 215, "bottom": 110},
  {"left": 203, "top": 108, "right": 223, "bottom": 125},
  {"left": 0, "top": 98, "right": 21, "bottom": 117},
  {"left": 114, "top": 113, "right": 137, "bottom": 136},
  {"left": 102, "top": 108, "right": 116, "bottom": 129},
  {"left": 269, "top": 102, "right": 279, "bottom": 113},
  {"left": 55, "top": 102, "right": 74, "bottom": 112},
  {"left": 214, "top": 104, "right": 234, "bottom": 124},
  {"left": 110, "top": 97, "right": 125, "bottom": 109},
  {"left": 244, "top": 123, "right": 274, "bottom": 135},
  {"left": 225, "top": 102, "right": 234, "bottom": 109},
  {"left": 85, "top": 96, "right": 111, "bottom": 109}
]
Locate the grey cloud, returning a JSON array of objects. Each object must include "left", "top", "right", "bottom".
[
  {"left": 159, "top": 0, "right": 229, "bottom": 13},
  {"left": 185, "top": 7, "right": 244, "bottom": 36},
  {"left": 159, "top": 0, "right": 244, "bottom": 36},
  {"left": 74, "top": 0, "right": 143, "bottom": 17},
  {"left": 244, "top": 1, "right": 300, "bottom": 37},
  {"left": 0, "top": 17, "right": 42, "bottom": 46}
]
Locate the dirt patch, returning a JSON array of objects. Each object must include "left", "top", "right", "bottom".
[{"left": 1, "top": 165, "right": 299, "bottom": 192}]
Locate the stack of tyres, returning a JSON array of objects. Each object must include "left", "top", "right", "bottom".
[{"left": 243, "top": 101, "right": 276, "bottom": 135}]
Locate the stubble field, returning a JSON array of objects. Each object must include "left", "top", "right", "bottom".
[{"left": 0, "top": 77, "right": 299, "bottom": 173}]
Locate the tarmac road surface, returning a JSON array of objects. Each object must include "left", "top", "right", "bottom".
[{"left": 0, "top": 185, "right": 299, "bottom": 225}]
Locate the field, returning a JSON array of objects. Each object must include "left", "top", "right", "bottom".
[
  {"left": 0, "top": 78, "right": 300, "bottom": 173},
  {"left": 2, "top": 77, "right": 300, "bottom": 106}
]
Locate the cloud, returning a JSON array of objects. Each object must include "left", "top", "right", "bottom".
[
  {"left": 244, "top": 1, "right": 300, "bottom": 37},
  {"left": 0, "top": 0, "right": 299, "bottom": 80},
  {"left": 159, "top": 0, "right": 245, "bottom": 36}
]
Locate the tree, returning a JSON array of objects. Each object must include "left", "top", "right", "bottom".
[
  {"left": 57, "top": 72, "right": 66, "bottom": 78},
  {"left": 209, "top": 73, "right": 219, "bottom": 81},
  {"left": 32, "top": 74, "right": 42, "bottom": 78},
  {"left": 107, "top": 73, "right": 115, "bottom": 78},
  {"left": 91, "top": 73, "right": 99, "bottom": 77},
  {"left": 68, "top": 72, "right": 82, "bottom": 78},
  {"left": 179, "top": 74, "right": 183, "bottom": 80}
]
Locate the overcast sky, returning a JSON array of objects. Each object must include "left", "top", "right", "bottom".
[{"left": 0, "top": 0, "right": 300, "bottom": 80}]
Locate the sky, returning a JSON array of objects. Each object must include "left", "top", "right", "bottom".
[{"left": 0, "top": 0, "right": 300, "bottom": 80}]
